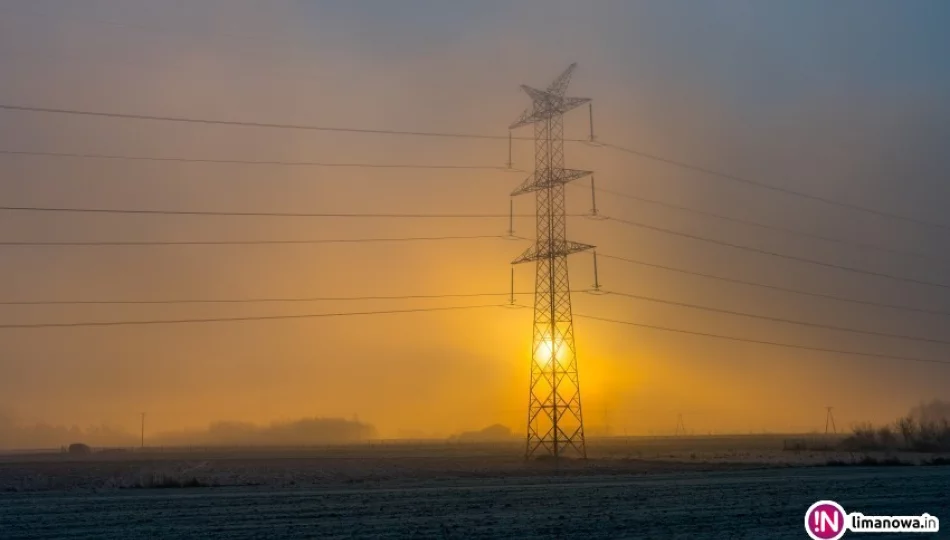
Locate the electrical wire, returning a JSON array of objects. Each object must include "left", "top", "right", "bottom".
[
  {"left": 1, "top": 102, "right": 940, "bottom": 233},
  {"left": 599, "top": 141, "right": 950, "bottom": 233},
  {"left": 3, "top": 101, "right": 943, "bottom": 235},
  {"left": 0, "top": 234, "right": 520, "bottom": 246},
  {"left": 599, "top": 289, "right": 950, "bottom": 346},
  {"left": 4, "top": 294, "right": 946, "bottom": 369},
  {"left": 586, "top": 183, "right": 947, "bottom": 264},
  {"left": 0, "top": 291, "right": 534, "bottom": 306},
  {"left": 573, "top": 313, "right": 950, "bottom": 367},
  {"left": 0, "top": 205, "right": 546, "bottom": 219},
  {"left": 0, "top": 104, "right": 549, "bottom": 141},
  {"left": 0, "top": 304, "right": 505, "bottom": 329},
  {"left": 596, "top": 253, "right": 950, "bottom": 318},
  {"left": 2, "top": 205, "right": 946, "bottom": 315},
  {"left": 0, "top": 149, "right": 520, "bottom": 171},
  {"left": 3, "top": 145, "right": 937, "bottom": 263},
  {"left": 604, "top": 216, "right": 950, "bottom": 290}
]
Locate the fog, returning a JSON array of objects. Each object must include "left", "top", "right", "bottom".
[
  {"left": 1, "top": 0, "right": 948, "bottom": 447},
  {"left": 0, "top": 408, "right": 375, "bottom": 449}
]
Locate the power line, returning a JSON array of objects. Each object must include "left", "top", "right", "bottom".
[
  {"left": 0, "top": 234, "right": 520, "bottom": 247},
  {"left": 4, "top": 293, "right": 944, "bottom": 367},
  {"left": 0, "top": 149, "right": 520, "bottom": 172},
  {"left": 2, "top": 178, "right": 938, "bottom": 266},
  {"left": 6, "top": 286, "right": 941, "bottom": 349},
  {"left": 0, "top": 304, "right": 505, "bottom": 329},
  {"left": 0, "top": 291, "right": 535, "bottom": 306},
  {"left": 0, "top": 104, "right": 545, "bottom": 141},
  {"left": 574, "top": 313, "right": 950, "bottom": 367},
  {"left": 0, "top": 104, "right": 599, "bottom": 145},
  {"left": 2, "top": 146, "right": 936, "bottom": 263},
  {"left": 605, "top": 216, "right": 950, "bottom": 290},
  {"left": 0, "top": 206, "right": 506, "bottom": 219},
  {"left": 596, "top": 253, "right": 950, "bottom": 318},
  {"left": 2, "top": 208, "right": 944, "bottom": 316},
  {"left": 0, "top": 205, "right": 547, "bottom": 220},
  {"left": 599, "top": 142, "right": 950, "bottom": 233},
  {"left": 2, "top": 102, "right": 942, "bottom": 235},
  {"left": 600, "top": 289, "right": 950, "bottom": 347},
  {"left": 587, "top": 183, "right": 947, "bottom": 265}
]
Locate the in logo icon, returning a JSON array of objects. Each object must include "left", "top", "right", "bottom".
[{"left": 805, "top": 500, "right": 847, "bottom": 540}]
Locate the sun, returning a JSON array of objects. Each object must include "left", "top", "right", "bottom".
[{"left": 535, "top": 335, "right": 568, "bottom": 366}]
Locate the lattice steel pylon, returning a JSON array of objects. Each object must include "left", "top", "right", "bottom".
[
  {"left": 509, "top": 63, "right": 593, "bottom": 460},
  {"left": 825, "top": 406, "right": 837, "bottom": 435}
]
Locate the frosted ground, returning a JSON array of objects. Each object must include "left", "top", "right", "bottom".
[{"left": 1, "top": 438, "right": 947, "bottom": 539}]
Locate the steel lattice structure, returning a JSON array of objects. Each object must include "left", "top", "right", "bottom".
[{"left": 509, "top": 64, "right": 593, "bottom": 460}]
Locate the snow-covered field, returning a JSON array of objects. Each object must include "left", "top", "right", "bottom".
[{"left": 1, "top": 439, "right": 947, "bottom": 538}]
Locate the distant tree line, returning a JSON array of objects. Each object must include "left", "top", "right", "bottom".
[
  {"left": 0, "top": 409, "right": 376, "bottom": 450},
  {"left": 841, "top": 400, "right": 950, "bottom": 453}
]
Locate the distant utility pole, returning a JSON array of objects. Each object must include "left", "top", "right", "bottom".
[
  {"left": 509, "top": 63, "right": 594, "bottom": 461},
  {"left": 674, "top": 413, "right": 686, "bottom": 436},
  {"left": 825, "top": 406, "right": 837, "bottom": 435},
  {"left": 140, "top": 412, "right": 146, "bottom": 448}
]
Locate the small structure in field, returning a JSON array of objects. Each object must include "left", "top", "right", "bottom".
[{"left": 68, "top": 443, "right": 92, "bottom": 455}]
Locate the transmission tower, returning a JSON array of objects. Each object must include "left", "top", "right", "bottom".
[
  {"left": 509, "top": 63, "right": 593, "bottom": 460},
  {"left": 674, "top": 413, "right": 686, "bottom": 436},
  {"left": 825, "top": 406, "right": 837, "bottom": 435}
]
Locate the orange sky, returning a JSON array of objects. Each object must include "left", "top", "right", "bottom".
[{"left": 1, "top": 0, "right": 949, "bottom": 443}]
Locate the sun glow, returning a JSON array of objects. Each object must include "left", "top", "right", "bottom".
[{"left": 535, "top": 335, "right": 568, "bottom": 366}]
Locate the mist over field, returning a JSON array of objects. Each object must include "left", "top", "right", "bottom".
[
  {"left": 0, "top": 410, "right": 375, "bottom": 450},
  {"left": 3, "top": 401, "right": 949, "bottom": 450}
]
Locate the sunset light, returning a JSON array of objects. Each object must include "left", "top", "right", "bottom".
[
  {"left": 1, "top": 1, "right": 948, "bottom": 536},
  {"left": 535, "top": 335, "right": 568, "bottom": 366}
]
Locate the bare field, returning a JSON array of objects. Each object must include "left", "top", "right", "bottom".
[
  {"left": 0, "top": 437, "right": 947, "bottom": 538},
  {"left": 0, "top": 435, "right": 849, "bottom": 492}
]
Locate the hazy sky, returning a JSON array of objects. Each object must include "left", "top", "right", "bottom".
[{"left": 1, "top": 0, "right": 949, "bottom": 442}]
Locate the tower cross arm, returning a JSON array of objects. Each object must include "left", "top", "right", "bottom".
[
  {"left": 511, "top": 240, "right": 595, "bottom": 265},
  {"left": 546, "top": 62, "right": 578, "bottom": 97},
  {"left": 509, "top": 93, "right": 591, "bottom": 130},
  {"left": 558, "top": 96, "right": 591, "bottom": 113},
  {"left": 509, "top": 107, "right": 539, "bottom": 131},
  {"left": 511, "top": 169, "right": 592, "bottom": 196}
]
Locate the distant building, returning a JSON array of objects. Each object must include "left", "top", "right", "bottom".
[
  {"left": 68, "top": 443, "right": 91, "bottom": 455},
  {"left": 452, "top": 424, "right": 514, "bottom": 442}
]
